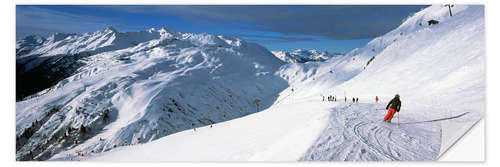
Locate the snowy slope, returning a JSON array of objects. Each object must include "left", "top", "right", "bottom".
[
  {"left": 16, "top": 35, "right": 46, "bottom": 56},
  {"left": 17, "top": 27, "right": 173, "bottom": 72},
  {"left": 292, "top": 5, "right": 484, "bottom": 160},
  {"left": 59, "top": 97, "right": 440, "bottom": 161},
  {"left": 61, "top": 97, "right": 332, "bottom": 161},
  {"left": 279, "top": 5, "right": 484, "bottom": 117},
  {"left": 53, "top": 5, "right": 485, "bottom": 161},
  {"left": 271, "top": 49, "right": 343, "bottom": 63},
  {"left": 16, "top": 27, "right": 179, "bottom": 100},
  {"left": 16, "top": 28, "right": 288, "bottom": 160},
  {"left": 337, "top": 5, "right": 485, "bottom": 121}
]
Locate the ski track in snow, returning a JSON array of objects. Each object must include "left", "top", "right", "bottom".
[{"left": 301, "top": 102, "right": 442, "bottom": 161}]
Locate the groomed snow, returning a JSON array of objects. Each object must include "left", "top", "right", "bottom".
[{"left": 65, "top": 96, "right": 332, "bottom": 161}]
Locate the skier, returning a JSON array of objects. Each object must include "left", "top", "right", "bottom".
[
  {"left": 323, "top": 96, "right": 325, "bottom": 101},
  {"left": 376, "top": 96, "right": 379, "bottom": 103},
  {"left": 383, "top": 94, "right": 401, "bottom": 123},
  {"left": 352, "top": 98, "right": 355, "bottom": 103},
  {"left": 345, "top": 97, "right": 347, "bottom": 102},
  {"left": 356, "top": 97, "right": 359, "bottom": 102}
]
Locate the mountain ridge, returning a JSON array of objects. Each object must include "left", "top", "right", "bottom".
[
  {"left": 16, "top": 27, "right": 288, "bottom": 160},
  {"left": 271, "top": 49, "right": 343, "bottom": 63}
]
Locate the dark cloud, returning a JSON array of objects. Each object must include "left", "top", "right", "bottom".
[
  {"left": 16, "top": 5, "right": 428, "bottom": 41},
  {"left": 110, "top": 5, "right": 428, "bottom": 40},
  {"left": 16, "top": 6, "right": 125, "bottom": 39}
]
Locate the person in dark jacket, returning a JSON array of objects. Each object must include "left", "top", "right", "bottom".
[{"left": 383, "top": 94, "right": 401, "bottom": 123}]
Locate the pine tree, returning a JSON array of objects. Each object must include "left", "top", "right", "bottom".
[{"left": 80, "top": 125, "right": 86, "bottom": 134}]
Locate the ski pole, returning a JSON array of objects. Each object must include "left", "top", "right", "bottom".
[{"left": 397, "top": 112, "right": 400, "bottom": 125}]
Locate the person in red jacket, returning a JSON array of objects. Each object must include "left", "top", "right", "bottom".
[
  {"left": 376, "top": 96, "right": 379, "bottom": 103},
  {"left": 383, "top": 94, "right": 401, "bottom": 123}
]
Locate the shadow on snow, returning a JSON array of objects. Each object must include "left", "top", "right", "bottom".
[{"left": 399, "top": 112, "right": 470, "bottom": 125}]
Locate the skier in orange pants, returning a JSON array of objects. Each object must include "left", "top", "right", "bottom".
[
  {"left": 384, "top": 94, "right": 401, "bottom": 123},
  {"left": 384, "top": 108, "right": 396, "bottom": 122}
]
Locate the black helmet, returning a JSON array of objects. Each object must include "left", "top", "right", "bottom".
[{"left": 395, "top": 94, "right": 400, "bottom": 98}]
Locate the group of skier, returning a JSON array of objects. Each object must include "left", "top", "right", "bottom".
[
  {"left": 323, "top": 95, "right": 360, "bottom": 103},
  {"left": 325, "top": 95, "right": 337, "bottom": 101},
  {"left": 322, "top": 93, "right": 402, "bottom": 123},
  {"left": 352, "top": 97, "right": 359, "bottom": 103}
]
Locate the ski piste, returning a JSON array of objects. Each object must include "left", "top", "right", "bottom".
[{"left": 300, "top": 102, "right": 441, "bottom": 161}]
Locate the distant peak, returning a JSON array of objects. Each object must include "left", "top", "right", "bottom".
[
  {"left": 271, "top": 49, "right": 341, "bottom": 63},
  {"left": 21, "top": 35, "right": 45, "bottom": 41},
  {"left": 47, "top": 32, "right": 74, "bottom": 42},
  {"left": 158, "top": 27, "right": 169, "bottom": 33},
  {"left": 102, "top": 26, "right": 118, "bottom": 33},
  {"left": 146, "top": 27, "right": 174, "bottom": 36}
]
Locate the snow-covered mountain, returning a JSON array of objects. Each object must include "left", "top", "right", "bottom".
[
  {"left": 271, "top": 49, "right": 343, "bottom": 63},
  {"left": 17, "top": 27, "right": 173, "bottom": 71},
  {"left": 16, "top": 35, "right": 46, "bottom": 57},
  {"left": 278, "top": 4, "right": 484, "bottom": 160},
  {"left": 17, "top": 4, "right": 485, "bottom": 162},
  {"left": 16, "top": 27, "right": 288, "bottom": 160},
  {"left": 16, "top": 27, "right": 180, "bottom": 100}
]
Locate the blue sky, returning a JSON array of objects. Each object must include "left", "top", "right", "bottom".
[{"left": 16, "top": 5, "right": 427, "bottom": 53}]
